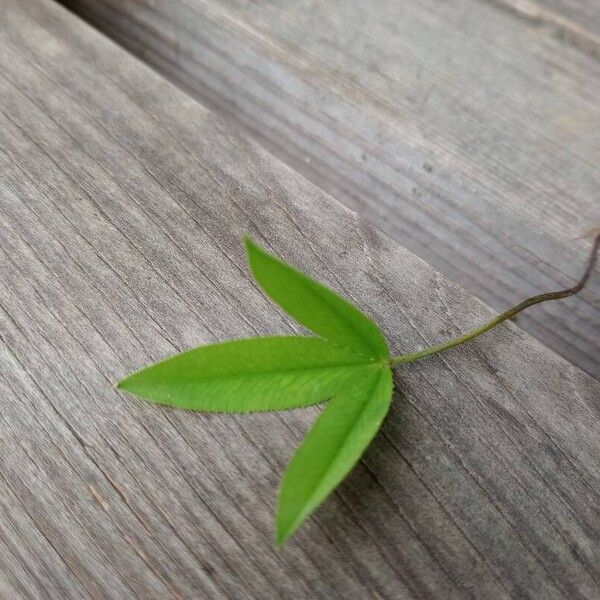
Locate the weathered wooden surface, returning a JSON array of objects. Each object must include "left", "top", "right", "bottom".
[
  {"left": 494, "top": 0, "right": 600, "bottom": 57},
  {"left": 61, "top": 0, "right": 600, "bottom": 379},
  {"left": 2, "top": 1, "right": 600, "bottom": 598}
]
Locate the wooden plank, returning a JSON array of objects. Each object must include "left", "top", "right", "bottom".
[
  {"left": 492, "top": 0, "right": 600, "bottom": 57},
  {"left": 60, "top": 0, "right": 600, "bottom": 379},
  {"left": 1, "top": 0, "right": 600, "bottom": 597}
]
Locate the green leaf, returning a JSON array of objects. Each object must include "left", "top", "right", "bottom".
[
  {"left": 117, "top": 236, "right": 396, "bottom": 544},
  {"left": 116, "top": 336, "right": 380, "bottom": 413},
  {"left": 245, "top": 238, "right": 388, "bottom": 359},
  {"left": 276, "top": 365, "right": 393, "bottom": 544}
]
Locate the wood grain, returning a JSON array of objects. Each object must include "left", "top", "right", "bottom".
[
  {"left": 492, "top": 0, "right": 600, "bottom": 57},
  {"left": 1, "top": 1, "right": 600, "bottom": 598},
  {"left": 60, "top": 0, "right": 600, "bottom": 378}
]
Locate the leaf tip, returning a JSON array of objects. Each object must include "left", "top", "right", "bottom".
[
  {"left": 275, "top": 495, "right": 307, "bottom": 547},
  {"left": 244, "top": 235, "right": 270, "bottom": 285},
  {"left": 243, "top": 234, "right": 258, "bottom": 255},
  {"left": 244, "top": 235, "right": 259, "bottom": 268},
  {"left": 114, "top": 375, "right": 133, "bottom": 392},
  {"left": 275, "top": 518, "right": 293, "bottom": 547}
]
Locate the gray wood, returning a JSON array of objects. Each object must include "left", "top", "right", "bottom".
[
  {"left": 492, "top": 0, "right": 600, "bottom": 57},
  {"left": 61, "top": 0, "right": 600, "bottom": 379},
  {"left": 1, "top": 0, "right": 600, "bottom": 598}
]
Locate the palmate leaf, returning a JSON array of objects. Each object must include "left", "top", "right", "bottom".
[
  {"left": 116, "top": 336, "right": 378, "bottom": 412},
  {"left": 245, "top": 237, "right": 388, "bottom": 360},
  {"left": 117, "top": 237, "right": 393, "bottom": 544},
  {"left": 277, "top": 366, "right": 393, "bottom": 544}
]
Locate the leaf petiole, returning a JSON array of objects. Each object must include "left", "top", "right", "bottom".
[{"left": 389, "top": 231, "right": 600, "bottom": 367}]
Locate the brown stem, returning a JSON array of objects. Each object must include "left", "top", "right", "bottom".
[{"left": 390, "top": 230, "right": 600, "bottom": 366}]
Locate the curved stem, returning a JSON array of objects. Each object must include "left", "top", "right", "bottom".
[{"left": 389, "top": 231, "right": 600, "bottom": 367}]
